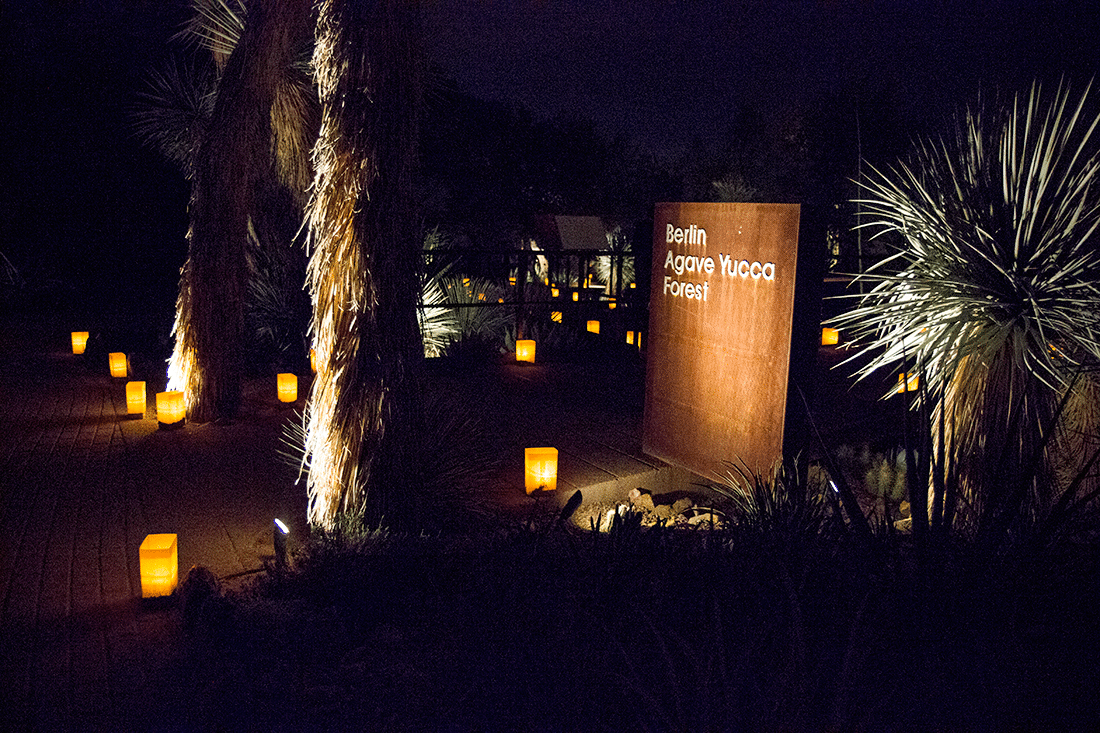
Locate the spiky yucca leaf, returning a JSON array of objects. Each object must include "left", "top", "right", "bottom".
[
  {"left": 418, "top": 272, "right": 459, "bottom": 357},
  {"left": 178, "top": 0, "right": 247, "bottom": 69},
  {"left": 132, "top": 56, "right": 216, "bottom": 177},
  {"left": 835, "top": 82, "right": 1100, "bottom": 402}
]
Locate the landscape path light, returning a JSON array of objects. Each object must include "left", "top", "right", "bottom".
[
  {"left": 516, "top": 339, "right": 536, "bottom": 363},
  {"left": 525, "top": 447, "right": 558, "bottom": 493},
  {"left": 897, "top": 372, "right": 919, "bottom": 394},
  {"left": 274, "top": 518, "right": 289, "bottom": 570},
  {"left": 139, "top": 533, "right": 178, "bottom": 598},
  {"left": 126, "top": 381, "right": 146, "bottom": 416},
  {"left": 108, "top": 352, "right": 127, "bottom": 378},
  {"left": 71, "top": 331, "right": 89, "bottom": 355},
  {"left": 822, "top": 327, "right": 839, "bottom": 346},
  {"left": 587, "top": 320, "right": 600, "bottom": 334},
  {"left": 157, "top": 391, "right": 185, "bottom": 428},
  {"left": 277, "top": 373, "right": 297, "bottom": 402}
]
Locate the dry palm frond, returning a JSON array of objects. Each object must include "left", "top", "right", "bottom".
[{"left": 271, "top": 70, "right": 318, "bottom": 200}]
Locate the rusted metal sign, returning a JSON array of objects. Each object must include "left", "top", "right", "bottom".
[{"left": 643, "top": 202, "right": 801, "bottom": 479}]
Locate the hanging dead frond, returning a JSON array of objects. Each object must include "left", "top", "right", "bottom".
[
  {"left": 306, "top": 0, "right": 426, "bottom": 529},
  {"left": 169, "top": 0, "right": 312, "bottom": 421}
]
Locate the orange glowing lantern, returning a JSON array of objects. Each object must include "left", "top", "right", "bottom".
[
  {"left": 897, "top": 372, "right": 919, "bottom": 394},
  {"left": 108, "top": 352, "right": 127, "bottom": 378},
  {"left": 571, "top": 291, "right": 578, "bottom": 302},
  {"left": 551, "top": 312, "right": 563, "bottom": 323},
  {"left": 587, "top": 320, "right": 600, "bottom": 334},
  {"left": 821, "top": 327, "right": 839, "bottom": 346},
  {"left": 627, "top": 331, "right": 635, "bottom": 345},
  {"left": 551, "top": 286, "right": 560, "bottom": 298},
  {"left": 277, "top": 373, "right": 297, "bottom": 402},
  {"left": 509, "top": 276, "right": 517, "bottom": 286},
  {"left": 139, "top": 533, "right": 178, "bottom": 598},
  {"left": 71, "top": 331, "right": 89, "bottom": 354},
  {"left": 525, "top": 447, "right": 558, "bottom": 493},
  {"left": 126, "top": 381, "right": 146, "bottom": 416},
  {"left": 608, "top": 299, "right": 617, "bottom": 310},
  {"left": 156, "top": 391, "right": 185, "bottom": 427},
  {"left": 516, "top": 339, "right": 536, "bottom": 363}
]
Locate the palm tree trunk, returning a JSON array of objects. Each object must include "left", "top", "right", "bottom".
[
  {"left": 306, "top": 0, "right": 426, "bottom": 529},
  {"left": 168, "top": 0, "right": 310, "bottom": 422}
]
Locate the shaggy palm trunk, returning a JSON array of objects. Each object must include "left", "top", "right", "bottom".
[
  {"left": 306, "top": 0, "right": 426, "bottom": 529},
  {"left": 168, "top": 0, "right": 310, "bottom": 422}
]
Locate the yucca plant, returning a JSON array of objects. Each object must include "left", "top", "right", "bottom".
[
  {"left": 832, "top": 81, "right": 1100, "bottom": 537},
  {"left": 594, "top": 225, "right": 634, "bottom": 292}
]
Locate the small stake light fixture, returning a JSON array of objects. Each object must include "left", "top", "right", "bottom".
[
  {"left": 821, "top": 327, "right": 839, "bottom": 346},
  {"left": 108, "top": 352, "right": 127, "bottom": 378},
  {"left": 608, "top": 298, "right": 617, "bottom": 310},
  {"left": 139, "top": 533, "right": 178, "bottom": 598},
  {"left": 551, "top": 286, "right": 560, "bottom": 298},
  {"left": 572, "top": 291, "right": 579, "bottom": 302},
  {"left": 626, "top": 331, "right": 634, "bottom": 345},
  {"left": 551, "top": 312, "right": 563, "bottom": 323},
  {"left": 156, "top": 391, "right": 185, "bottom": 427},
  {"left": 277, "top": 373, "right": 297, "bottom": 402},
  {"left": 126, "top": 381, "right": 146, "bottom": 416},
  {"left": 897, "top": 372, "right": 919, "bottom": 394},
  {"left": 274, "top": 518, "right": 289, "bottom": 570},
  {"left": 525, "top": 447, "right": 558, "bottom": 493},
  {"left": 516, "top": 339, "right": 536, "bottom": 363},
  {"left": 587, "top": 320, "right": 600, "bottom": 334},
  {"left": 71, "top": 331, "right": 89, "bottom": 355}
]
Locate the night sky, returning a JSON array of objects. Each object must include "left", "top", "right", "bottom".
[{"left": 2, "top": 0, "right": 1098, "bottom": 323}]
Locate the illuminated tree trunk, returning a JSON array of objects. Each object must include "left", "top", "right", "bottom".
[
  {"left": 306, "top": 0, "right": 426, "bottom": 529},
  {"left": 168, "top": 0, "right": 310, "bottom": 422}
]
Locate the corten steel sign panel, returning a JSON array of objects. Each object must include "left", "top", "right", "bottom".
[{"left": 643, "top": 202, "right": 800, "bottom": 479}]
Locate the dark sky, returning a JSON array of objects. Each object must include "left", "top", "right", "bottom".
[
  {"left": 1, "top": 0, "right": 1098, "bottom": 311},
  {"left": 423, "top": 0, "right": 1100, "bottom": 155}
]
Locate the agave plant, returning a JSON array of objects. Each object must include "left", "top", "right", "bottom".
[{"left": 832, "top": 81, "right": 1100, "bottom": 530}]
